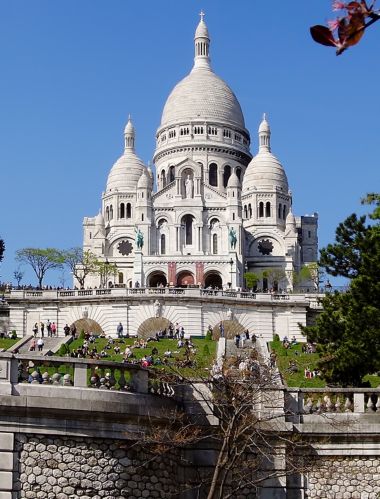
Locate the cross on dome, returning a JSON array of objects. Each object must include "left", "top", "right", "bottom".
[{"left": 199, "top": 10, "right": 205, "bottom": 22}]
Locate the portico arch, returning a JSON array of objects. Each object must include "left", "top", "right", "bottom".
[
  {"left": 176, "top": 270, "right": 195, "bottom": 287},
  {"left": 147, "top": 271, "right": 167, "bottom": 288},
  {"left": 204, "top": 271, "right": 223, "bottom": 289}
]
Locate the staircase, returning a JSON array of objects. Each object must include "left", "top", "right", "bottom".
[{"left": 18, "top": 336, "right": 70, "bottom": 356}]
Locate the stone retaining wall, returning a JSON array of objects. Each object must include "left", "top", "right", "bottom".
[
  {"left": 15, "top": 434, "right": 179, "bottom": 499},
  {"left": 307, "top": 456, "right": 380, "bottom": 498}
]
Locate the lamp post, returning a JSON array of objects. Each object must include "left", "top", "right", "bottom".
[
  {"left": 229, "top": 258, "right": 233, "bottom": 289},
  {"left": 244, "top": 261, "right": 248, "bottom": 290}
]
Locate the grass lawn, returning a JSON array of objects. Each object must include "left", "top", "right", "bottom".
[
  {"left": 270, "top": 340, "right": 380, "bottom": 388},
  {"left": 57, "top": 336, "right": 217, "bottom": 379},
  {"left": 0, "top": 338, "right": 19, "bottom": 350}
]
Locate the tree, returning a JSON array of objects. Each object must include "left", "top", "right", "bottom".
[
  {"left": 95, "top": 260, "right": 118, "bottom": 287},
  {"left": 16, "top": 248, "right": 64, "bottom": 288},
  {"left": 244, "top": 272, "right": 260, "bottom": 290},
  {"left": 13, "top": 268, "right": 24, "bottom": 288},
  {"left": 310, "top": 1, "right": 380, "bottom": 55},
  {"left": 0, "top": 238, "right": 4, "bottom": 262},
  {"left": 62, "top": 248, "right": 99, "bottom": 289},
  {"left": 143, "top": 359, "right": 308, "bottom": 498},
  {"left": 301, "top": 194, "right": 380, "bottom": 386}
]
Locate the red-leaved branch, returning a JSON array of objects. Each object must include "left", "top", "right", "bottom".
[{"left": 310, "top": 1, "right": 380, "bottom": 55}]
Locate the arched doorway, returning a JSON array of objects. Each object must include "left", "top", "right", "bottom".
[
  {"left": 176, "top": 271, "right": 195, "bottom": 287},
  {"left": 138, "top": 317, "right": 172, "bottom": 339},
  {"left": 212, "top": 320, "right": 246, "bottom": 340},
  {"left": 147, "top": 271, "right": 167, "bottom": 288},
  {"left": 71, "top": 318, "right": 104, "bottom": 335},
  {"left": 204, "top": 272, "right": 223, "bottom": 289}
]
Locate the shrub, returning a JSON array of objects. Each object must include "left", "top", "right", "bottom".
[
  {"left": 273, "top": 333, "right": 280, "bottom": 342},
  {"left": 79, "top": 330, "right": 85, "bottom": 340},
  {"left": 11, "top": 330, "right": 17, "bottom": 340},
  {"left": 58, "top": 343, "right": 69, "bottom": 356},
  {"left": 205, "top": 331, "right": 212, "bottom": 341}
]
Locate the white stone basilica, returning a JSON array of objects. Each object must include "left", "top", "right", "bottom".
[{"left": 82, "top": 14, "right": 318, "bottom": 292}]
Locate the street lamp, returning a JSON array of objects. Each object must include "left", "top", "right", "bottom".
[{"left": 229, "top": 258, "right": 233, "bottom": 289}]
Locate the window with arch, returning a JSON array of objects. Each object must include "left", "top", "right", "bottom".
[
  {"left": 283, "top": 205, "right": 286, "bottom": 219},
  {"left": 236, "top": 168, "right": 242, "bottom": 182},
  {"left": 265, "top": 202, "right": 271, "bottom": 217},
  {"left": 249, "top": 204, "right": 252, "bottom": 218},
  {"left": 223, "top": 165, "right": 231, "bottom": 188},
  {"left": 106, "top": 206, "right": 110, "bottom": 221},
  {"left": 194, "top": 126, "right": 204, "bottom": 134},
  {"left": 212, "top": 233, "right": 218, "bottom": 254},
  {"left": 223, "top": 129, "right": 231, "bottom": 138},
  {"left": 110, "top": 206, "right": 114, "bottom": 220},
  {"left": 259, "top": 202, "right": 264, "bottom": 218},
  {"left": 208, "top": 126, "right": 217, "bottom": 135},
  {"left": 142, "top": 214, "right": 144, "bottom": 221},
  {"left": 126, "top": 203, "right": 131, "bottom": 219},
  {"left": 120, "top": 203, "right": 125, "bottom": 219},
  {"left": 168, "top": 129, "right": 176, "bottom": 138},
  {"left": 278, "top": 203, "right": 282, "bottom": 219},
  {"left": 160, "top": 234, "right": 166, "bottom": 255},
  {"left": 169, "top": 165, "right": 175, "bottom": 182},
  {"left": 182, "top": 214, "right": 194, "bottom": 245},
  {"left": 118, "top": 272, "right": 124, "bottom": 285},
  {"left": 244, "top": 205, "right": 248, "bottom": 219},
  {"left": 209, "top": 163, "right": 218, "bottom": 187},
  {"left": 161, "top": 169, "right": 166, "bottom": 188}
]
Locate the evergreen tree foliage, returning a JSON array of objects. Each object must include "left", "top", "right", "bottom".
[
  {"left": 302, "top": 194, "right": 380, "bottom": 386},
  {"left": 0, "top": 239, "right": 4, "bottom": 262}
]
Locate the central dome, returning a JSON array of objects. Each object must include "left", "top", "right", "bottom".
[
  {"left": 160, "top": 67, "right": 245, "bottom": 128},
  {"left": 160, "top": 15, "right": 245, "bottom": 130}
]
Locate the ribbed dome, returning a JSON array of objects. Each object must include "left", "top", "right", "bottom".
[
  {"left": 227, "top": 171, "right": 240, "bottom": 188},
  {"left": 160, "top": 68, "right": 245, "bottom": 128},
  {"left": 137, "top": 170, "right": 150, "bottom": 189},
  {"left": 243, "top": 151, "right": 288, "bottom": 193},
  {"left": 95, "top": 211, "right": 104, "bottom": 226},
  {"left": 106, "top": 151, "right": 146, "bottom": 192}
]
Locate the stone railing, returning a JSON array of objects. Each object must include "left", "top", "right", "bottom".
[
  {"left": 0, "top": 352, "right": 149, "bottom": 395},
  {"left": 10, "top": 288, "right": 322, "bottom": 305},
  {"left": 285, "top": 388, "right": 380, "bottom": 416}
]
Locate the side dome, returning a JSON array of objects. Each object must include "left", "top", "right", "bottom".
[
  {"left": 243, "top": 116, "right": 288, "bottom": 193},
  {"left": 160, "top": 14, "right": 245, "bottom": 129},
  {"left": 106, "top": 118, "right": 146, "bottom": 192},
  {"left": 137, "top": 169, "right": 151, "bottom": 189}
]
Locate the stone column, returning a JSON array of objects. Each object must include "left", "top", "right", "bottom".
[{"left": 0, "top": 432, "right": 15, "bottom": 498}]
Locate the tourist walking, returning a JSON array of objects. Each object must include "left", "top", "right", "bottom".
[
  {"left": 117, "top": 322, "right": 124, "bottom": 338},
  {"left": 37, "top": 338, "right": 44, "bottom": 352},
  {"left": 40, "top": 322, "right": 45, "bottom": 337},
  {"left": 47, "top": 320, "right": 52, "bottom": 337},
  {"left": 51, "top": 322, "right": 57, "bottom": 337},
  {"left": 32, "top": 323, "right": 38, "bottom": 337}
]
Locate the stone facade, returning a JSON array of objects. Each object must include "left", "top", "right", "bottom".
[
  {"left": 306, "top": 456, "right": 380, "bottom": 498},
  {"left": 81, "top": 14, "right": 318, "bottom": 293},
  {"left": 15, "top": 434, "right": 179, "bottom": 499}
]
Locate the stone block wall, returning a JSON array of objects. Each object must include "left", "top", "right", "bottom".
[
  {"left": 14, "top": 434, "right": 179, "bottom": 499},
  {"left": 306, "top": 456, "right": 380, "bottom": 498}
]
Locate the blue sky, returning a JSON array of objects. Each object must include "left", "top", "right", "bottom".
[{"left": 0, "top": 1, "right": 379, "bottom": 286}]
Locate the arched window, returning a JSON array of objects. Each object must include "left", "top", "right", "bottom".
[
  {"left": 223, "top": 165, "right": 231, "bottom": 188},
  {"left": 278, "top": 203, "right": 282, "bottom": 219},
  {"left": 249, "top": 204, "right": 252, "bottom": 218},
  {"left": 283, "top": 205, "right": 286, "bottom": 219},
  {"left": 160, "top": 234, "right": 166, "bottom": 255},
  {"left": 161, "top": 170, "right": 166, "bottom": 188},
  {"left": 120, "top": 203, "right": 125, "bottom": 218},
  {"left": 118, "top": 272, "right": 124, "bottom": 284},
  {"left": 212, "top": 233, "right": 218, "bottom": 254},
  {"left": 110, "top": 206, "right": 114, "bottom": 220},
  {"left": 209, "top": 163, "right": 218, "bottom": 186},
  {"left": 142, "top": 214, "right": 144, "bottom": 221},
  {"left": 126, "top": 203, "right": 131, "bottom": 219},
  {"left": 265, "top": 202, "right": 271, "bottom": 217},
  {"left": 236, "top": 168, "right": 242, "bottom": 181},
  {"left": 244, "top": 205, "right": 248, "bottom": 219},
  {"left": 259, "top": 202, "right": 264, "bottom": 218},
  {"left": 106, "top": 206, "right": 110, "bottom": 221},
  {"left": 169, "top": 165, "right": 175, "bottom": 182},
  {"left": 182, "top": 215, "right": 194, "bottom": 245}
]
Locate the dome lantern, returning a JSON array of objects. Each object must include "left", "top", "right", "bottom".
[
  {"left": 124, "top": 115, "right": 135, "bottom": 151},
  {"left": 259, "top": 113, "right": 271, "bottom": 152},
  {"left": 194, "top": 10, "right": 211, "bottom": 70}
]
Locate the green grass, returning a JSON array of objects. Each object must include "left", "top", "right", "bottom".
[
  {"left": 0, "top": 338, "right": 19, "bottom": 350},
  {"left": 58, "top": 336, "right": 217, "bottom": 378},
  {"left": 270, "top": 341, "right": 380, "bottom": 388}
]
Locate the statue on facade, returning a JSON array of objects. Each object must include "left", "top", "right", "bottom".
[
  {"left": 226, "top": 308, "right": 233, "bottom": 320},
  {"left": 154, "top": 300, "right": 161, "bottom": 318},
  {"left": 135, "top": 228, "right": 144, "bottom": 249},
  {"left": 185, "top": 175, "right": 193, "bottom": 198},
  {"left": 229, "top": 227, "right": 237, "bottom": 249}
]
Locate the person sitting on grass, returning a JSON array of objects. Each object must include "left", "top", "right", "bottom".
[
  {"left": 164, "top": 349, "right": 172, "bottom": 358},
  {"left": 151, "top": 346, "right": 158, "bottom": 355},
  {"left": 177, "top": 339, "right": 184, "bottom": 348},
  {"left": 100, "top": 349, "right": 108, "bottom": 358},
  {"left": 291, "top": 335, "right": 298, "bottom": 346},
  {"left": 124, "top": 347, "right": 133, "bottom": 359},
  {"left": 114, "top": 345, "right": 121, "bottom": 355},
  {"left": 154, "top": 357, "right": 162, "bottom": 365}
]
